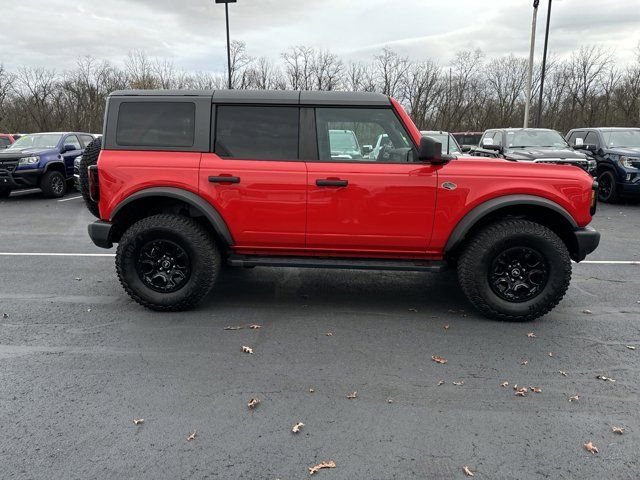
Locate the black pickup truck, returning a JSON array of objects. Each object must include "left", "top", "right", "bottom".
[{"left": 469, "top": 128, "right": 596, "bottom": 175}]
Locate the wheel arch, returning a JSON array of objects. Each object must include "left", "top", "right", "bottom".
[
  {"left": 445, "top": 195, "right": 580, "bottom": 261},
  {"left": 43, "top": 161, "right": 66, "bottom": 175},
  {"left": 109, "top": 187, "right": 234, "bottom": 247}
]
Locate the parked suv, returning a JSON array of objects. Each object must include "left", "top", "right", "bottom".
[
  {"left": 470, "top": 128, "right": 596, "bottom": 175},
  {"left": 565, "top": 127, "right": 640, "bottom": 202},
  {"left": 0, "top": 132, "right": 95, "bottom": 198},
  {"left": 84, "top": 90, "right": 599, "bottom": 321}
]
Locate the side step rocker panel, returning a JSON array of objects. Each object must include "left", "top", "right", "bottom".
[{"left": 227, "top": 255, "right": 447, "bottom": 272}]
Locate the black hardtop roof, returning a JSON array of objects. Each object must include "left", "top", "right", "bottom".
[
  {"left": 568, "top": 127, "right": 640, "bottom": 132},
  {"left": 109, "top": 89, "right": 391, "bottom": 106}
]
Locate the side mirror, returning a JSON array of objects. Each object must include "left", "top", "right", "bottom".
[
  {"left": 63, "top": 144, "right": 78, "bottom": 153},
  {"left": 418, "top": 136, "right": 448, "bottom": 164},
  {"left": 483, "top": 143, "right": 503, "bottom": 153},
  {"left": 361, "top": 145, "right": 373, "bottom": 155},
  {"left": 461, "top": 145, "right": 472, "bottom": 153}
]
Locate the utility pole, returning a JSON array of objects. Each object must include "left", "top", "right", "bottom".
[
  {"left": 523, "top": 0, "right": 539, "bottom": 128},
  {"left": 215, "top": 0, "right": 237, "bottom": 89},
  {"left": 536, "top": 0, "right": 552, "bottom": 127}
]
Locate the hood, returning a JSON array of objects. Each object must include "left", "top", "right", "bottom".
[
  {"left": 505, "top": 147, "right": 586, "bottom": 161},
  {"left": 605, "top": 147, "right": 640, "bottom": 156},
  {"left": 0, "top": 147, "right": 59, "bottom": 159}
]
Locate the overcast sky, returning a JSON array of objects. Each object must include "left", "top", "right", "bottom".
[{"left": 3, "top": 0, "right": 639, "bottom": 72}]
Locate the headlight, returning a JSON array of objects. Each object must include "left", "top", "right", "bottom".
[
  {"left": 18, "top": 156, "right": 40, "bottom": 166},
  {"left": 619, "top": 156, "right": 640, "bottom": 169},
  {"left": 588, "top": 159, "right": 597, "bottom": 169}
]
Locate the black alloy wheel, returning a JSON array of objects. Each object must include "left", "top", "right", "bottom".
[
  {"left": 136, "top": 239, "right": 192, "bottom": 293},
  {"left": 489, "top": 247, "right": 549, "bottom": 303}
]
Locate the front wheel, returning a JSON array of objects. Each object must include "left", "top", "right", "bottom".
[
  {"left": 116, "top": 214, "right": 220, "bottom": 311},
  {"left": 457, "top": 219, "right": 571, "bottom": 321},
  {"left": 40, "top": 170, "right": 67, "bottom": 198},
  {"left": 597, "top": 170, "right": 619, "bottom": 203}
]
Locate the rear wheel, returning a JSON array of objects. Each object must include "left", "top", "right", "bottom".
[
  {"left": 457, "top": 219, "right": 571, "bottom": 321},
  {"left": 116, "top": 214, "right": 220, "bottom": 311},
  {"left": 0, "top": 187, "right": 11, "bottom": 198},
  {"left": 40, "top": 170, "right": 67, "bottom": 198},
  {"left": 597, "top": 170, "right": 618, "bottom": 203}
]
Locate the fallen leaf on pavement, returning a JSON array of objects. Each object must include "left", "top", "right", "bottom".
[
  {"left": 309, "top": 388, "right": 315, "bottom": 393},
  {"left": 548, "top": 352, "right": 554, "bottom": 357},
  {"left": 569, "top": 395, "right": 580, "bottom": 402},
  {"left": 582, "top": 309, "right": 593, "bottom": 314},
  {"left": 2, "top": 313, "right": 8, "bottom": 319},
  {"left": 612, "top": 426, "right": 624, "bottom": 434},
  {"left": 325, "top": 332, "right": 333, "bottom": 336},
  {"left": 242, "top": 346, "right": 254, "bottom": 354},
  {"left": 626, "top": 345, "right": 636, "bottom": 350},
  {"left": 387, "top": 398, "right": 394, "bottom": 403},
  {"left": 432, "top": 355, "right": 447, "bottom": 364},
  {"left": 500, "top": 381, "right": 509, "bottom": 387},
  {"left": 444, "top": 324, "right": 450, "bottom": 330},
  {"left": 224, "top": 326, "right": 243, "bottom": 331},
  {"left": 521, "top": 360, "right": 529, "bottom": 366},
  {"left": 596, "top": 375, "right": 615, "bottom": 382},
  {"left": 408, "top": 308, "right": 418, "bottom": 313},
  {"left": 75, "top": 277, "right": 82, "bottom": 281},
  {"left": 453, "top": 381, "right": 464, "bottom": 386},
  {"left": 292, "top": 422, "right": 304, "bottom": 433},
  {"left": 248, "top": 398, "right": 261, "bottom": 409},
  {"left": 529, "top": 386, "right": 542, "bottom": 393},
  {"left": 559, "top": 371, "right": 568, "bottom": 377},
  {"left": 584, "top": 441, "right": 598, "bottom": 454},
  {"left": 132, "top": 418, "right": 144, "bottom": 425},
  {"left": 527, "top": 332, "right": 536, "bottom": 338},
  {"left": 463, "top": 465, "right": 475, "bottom": 477},
  {"left": 438, "top": 380, "right": 445, "bottom": 386},
  {"left": 309, "top": 460, "right": 336, "bottom": 475},
  {"left": 515, "top": 387, "right": 528, "bottom": 397},
  {"left": 248, "top": 324, "right": 262, "bottom": 329},
  {"left": 347, "top": 391, "right": 357, "bottom": 400},
  {"left": 187, "top": 429, "right": 197, "bottom": 441}
]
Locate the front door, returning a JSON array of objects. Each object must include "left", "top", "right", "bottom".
[
  {"left": 199, "top": 105, "right": 307, "bottom": 250},
  {"left": 306, "top": 107, "right": 438, "bottom": 255},
  {"left": 61, "top": 134, "right": 82, "bottom": 177}
]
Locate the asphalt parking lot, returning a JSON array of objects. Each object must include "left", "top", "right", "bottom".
[{"left": 1, "top": 189, "right": 639, "bottom": 479}]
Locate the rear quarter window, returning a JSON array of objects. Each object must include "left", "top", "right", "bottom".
[{"left": 116, "top": 102, "right": 195, "bottom": 148}]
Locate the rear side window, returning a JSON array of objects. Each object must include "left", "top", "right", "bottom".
[
  {"left": 116, "top": 102, "right": 195, "bottom": 147},
  {"left": 215, "top": 106, "right": 299, "bottom": 160},
  {"left": 80, "top": 134, "right": 95, "bottom": 146}
]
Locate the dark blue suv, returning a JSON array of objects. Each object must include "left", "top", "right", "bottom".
[
  {"left": 566, "top": 128, "right": 640, "bottom": 202},
  {"left": 0, "top": 132, "right": 95, "bottom": 198}
]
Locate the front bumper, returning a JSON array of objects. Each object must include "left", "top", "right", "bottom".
[
  {"left": 573, "top": 226, "right": 600, "bottom": 262},
  {"left": 0, "top": 168, "right": 43, "bottom": 189},
  {"left": 618, "top": 181, "right": 640, "bottom": 198},
  {"left": 88, "top": 220, "right": 113, "bottom": 249}
]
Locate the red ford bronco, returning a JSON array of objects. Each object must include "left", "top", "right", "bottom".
[{"left": 82, "top": 90, "right": 599, "bottom": 320}]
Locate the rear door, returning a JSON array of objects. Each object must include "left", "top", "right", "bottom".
[
  {"left": 199, "top": 105, "right": 307, "bottom": 250},
  {"left": 305, "top": 107, "right": 438, "bottom": 254}
]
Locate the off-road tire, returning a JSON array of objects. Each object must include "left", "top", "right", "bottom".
[
  {"left": 80, "top": 137, "right": 102, "bottom": 217},
  {"left": 40, "top": 170, "right": 67, "bottom": 198},
  {"left": 597, "top": 170, "right": 619, "bottom": 203},
  {"left": 457, "top": 219, "right": 571, "bottom": 321},
  {"left": 116, "top": 214, "right": 220, "bottom": 311},
  {"left": 0, "top": 187, "right": 11, "bottom": 198}
]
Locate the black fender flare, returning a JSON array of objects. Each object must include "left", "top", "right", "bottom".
[
  {"left": 444, "top": 194, "right": 577, "bottom": 254},
  {"left": 110, "top": 187, "right": 234, "bottom": 245},
  {"left": 43, "top": 161, "right": 66, "bottom": 173}
]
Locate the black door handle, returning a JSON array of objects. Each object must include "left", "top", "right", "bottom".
[
  {"left": 316, "top": 179, "right": 348, "bottom": 187},
  {"left": 209, "top": 176, "right": 240, "bottom": 184}
]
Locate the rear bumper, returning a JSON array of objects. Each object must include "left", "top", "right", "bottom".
[
  {"left": 573, "top": 226, "right": 600, "bottom": 262},
  {"left": 88, "top": 220, "right": 113, "bottom": 249}
]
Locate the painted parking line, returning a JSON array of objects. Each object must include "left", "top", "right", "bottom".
[
  {"left": 0, "top": 252, "right": 637, "bottom": 265},
  {"left": 57, "top": 196, "right": 83, "bottom": 202}
]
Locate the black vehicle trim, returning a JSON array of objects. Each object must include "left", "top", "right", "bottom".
[
  {"left": 445, "top": 194, "right": 578, "bottom": 253},
  {"left": 88, "top": 220, "right": 114, "bottom": 249},
  {"left": 110, "top": 187, "right": 234, "bottom": 245},
  {"left": 43, "top": 161, "right": 67, "bottom": 174}
]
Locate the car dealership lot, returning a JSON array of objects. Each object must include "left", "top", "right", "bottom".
[{"left": 1, "top": 192, "right": 639, "bottom": 479}]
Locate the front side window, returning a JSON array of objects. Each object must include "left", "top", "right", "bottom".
[
  {"left": 316, "top": 108, "right": 414, "bottom": 163},
  {"left": 584, "top": 131, "right": 600, "bottom": 148},
  {"left": 116, "top": 102, "right": 195, "bottom": 147},
  {"left": 64, "top": 135, "right": 81, "bottom": 150},
  {"left": 80, "top": 134, "right": 95, "bottom": 146},
  {"left": 215, "top": 106, "right": 299, "bottom": 160}
]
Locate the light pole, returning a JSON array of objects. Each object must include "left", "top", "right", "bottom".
[
  {"left": 215, "top": 0, "right": 237, "bottom": 89},
  {"left": 536, "top": 0, "right": 552, "bottom": 127},
  {"left": 523, "top": 0, "right": 539, "bottom": 128}
]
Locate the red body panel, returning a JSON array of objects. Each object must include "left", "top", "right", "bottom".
[
  {"left": 97, "top": 98, "right": 594, "bottom": 261},
  {"left": 199, "top": 154, "right": 307, "bottom": 248}
]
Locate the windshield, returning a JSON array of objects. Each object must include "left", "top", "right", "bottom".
[
  {"left": 602, "top": 130, "right": 640, "bottom": 148},
  {"left": 329, "top": 130, "right": 359, "bottom": 152},
  {"left": 7, "top": 133, "right": 62, "bottom": 150},
  {"left": 423, "top": 133, "right": 461, "bottom": 154},
  {"left": 507, "top": 130, "right": 568, "bottom": 148}
]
